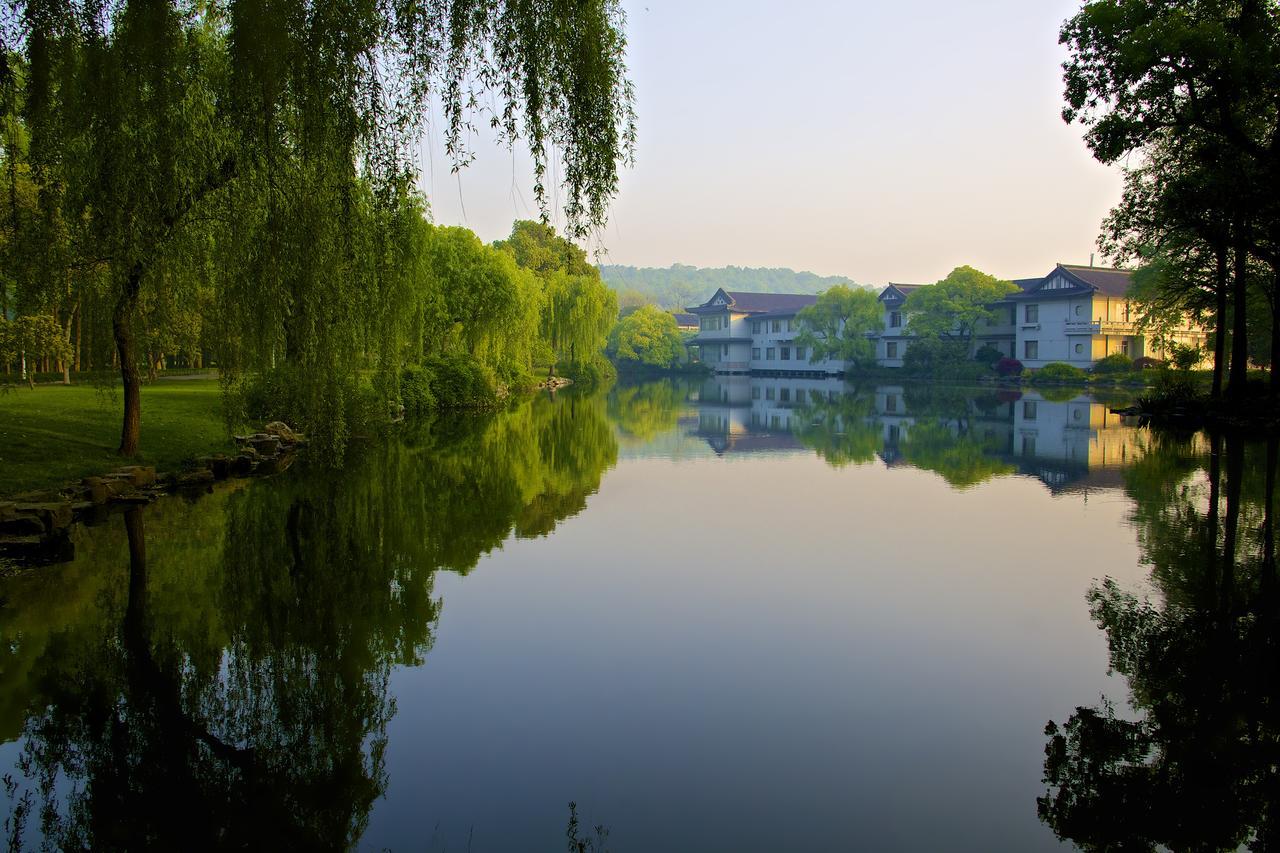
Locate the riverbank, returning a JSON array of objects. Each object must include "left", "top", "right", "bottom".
[{"left": 0, "top": 378, "right": 233, "bottom": 495}]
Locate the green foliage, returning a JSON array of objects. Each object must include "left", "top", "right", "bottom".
[
  {"left": 399, "top": 366, "right": 436, "bottom": 416},
  {"left": 607, "top": 304, "right": 685, "bottom": 369},
  {"left": 598, "top": 263, "right": 862, "bottom": 310},
  {"left": 905, "top": 267, "right": 1020, "bottom": 344},
  {"left": 794, "top": 285, "right": 880, "bottom": 366},
  {"left": 902, "top": 338, "right": 988, "bottom": 379},
  {"left": 420, "top": 355, "right": 502, "bottom": 409},
  {"left": 1031, "top": 363, "right": 1088, "bottom": 384},
  {"left": 1092, "top": 353, "right": 1133, "bottom": 374},
  {"left": 1168, "top": 343, "right": 1202, "bottom": 372},
  {"left": 1136, "top": 371, "right": 1204, "bottom": 414},
  {"left": 973, "top": 344, "right": 1003, "bottom": 365},
  {"left": 1, "top": 0, "right": 637, "bottom": 460}
]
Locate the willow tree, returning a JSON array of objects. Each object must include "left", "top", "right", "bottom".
[{"left": 3, "top": 0, "right": 636, "bottom": 458}]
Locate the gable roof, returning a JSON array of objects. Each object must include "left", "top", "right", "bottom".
[
  {"left": 878, "top": 283, "right": 927, "bottom": 303},
  {"left": 1013, "top": 264, "right": 1133, "bottom": 299},
  {"left": 1057, "top": 264, "right": 1133, "bottom": 297},
  {"left": 687, "top": 288, "right": 818, "bottom": 314},
  {"left": 671, "top": 312, "right": 699, "bottom": 326}
]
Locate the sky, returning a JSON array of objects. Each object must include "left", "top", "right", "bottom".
[{"left": 416, "top": 0, "right": 1125, "bottom": 286}]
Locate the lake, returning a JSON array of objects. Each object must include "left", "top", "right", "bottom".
[{"left": 2, "top": 377, "right": 1274, "bottom": 851}]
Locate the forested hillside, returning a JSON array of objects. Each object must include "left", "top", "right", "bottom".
[{"left": 599, "top": 264, "right": 863, "bottom": 309}]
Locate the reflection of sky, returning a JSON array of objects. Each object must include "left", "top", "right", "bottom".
[{"left": 368, "top": 415, "right": 1147, "bottom": 851}]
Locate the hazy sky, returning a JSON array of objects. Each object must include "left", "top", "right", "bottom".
[{"left": 417, "top": 0, "right": 1123, "bottom": 285}]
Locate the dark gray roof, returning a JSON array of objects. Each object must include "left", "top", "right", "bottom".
[
  {"left": 671, "top": 312, "right": 699, "bottom": 326},
  {"left": 688, "top": 289, "right": 819, "bottom": 314},
  {"left": 1056, "top": 264, "right": 1133, "bottom": 297},
  {"left": 879, "top": 283, "right": 927, "bottom": 302},
  {"left": 723, "top": 291, "right": 818, "bottom": 313}
]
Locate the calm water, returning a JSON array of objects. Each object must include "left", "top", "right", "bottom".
[{"left": 2, "top": 377, "right": 1276, "bottom": 851}]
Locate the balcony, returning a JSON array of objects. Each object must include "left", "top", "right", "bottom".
[{"left": 1064, "top": 320, "right": 1138, "bottom": 335}]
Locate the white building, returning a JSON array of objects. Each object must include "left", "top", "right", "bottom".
[
  {"left": 874, "top": 264, "right": 1210, "bottom": 369},
  {"left": 686, "top": 289, "right": 847, "bottom": 376}
]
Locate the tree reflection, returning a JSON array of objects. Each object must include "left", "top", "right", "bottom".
[
  {"left": 2, "top": 389, "right": 619, "bottom": 848},
  {"left": 1039, "top": 431, "right": 1280, "bottom": 851}
]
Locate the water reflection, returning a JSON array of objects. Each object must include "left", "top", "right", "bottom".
[
  {"left": 682, "top": 375, "right": 1146, "bottom": 492},
  {"left": 1038, "top": 431, "right": 1280, "bottom": 851},
  {"left": 1, "top": 392, "right": 617, "bottom": 849},
  {"left": 4, "top": 377, "right": 1273, "bottom": 849}
]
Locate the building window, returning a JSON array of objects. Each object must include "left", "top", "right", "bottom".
[
  {"left": 1074, "top": 304, "right": 1083, "bottom": 317},
  {"left": 1121, "top": 339, "right": 1130, "bottom": 356},
  {"left": 890, "top": 311, "right": 901, "bottom": 328},
  {"left": 771, "top": 320, "right": 781, "bottom": 333},
  {"left": 786, "top": 318, "right": 793, "bottom": 332},
  {"left": 1022, "top": 435, "right": 1036, "bottom": 455},
  {"left": 795, "top": 346, "right": 805, "bottom": 361},
  {"left": 1024, "top": 401, "right": 1038, "bottom": 420},
  {"left": 887, "top": 341, "right": 898, "bottom": 358},
  {"left": 765, "top": 386, "right": 775, "bottom": 401},
  {"left": 752, "top": 347, "right": 761, "bottom": 360},
  {"left": 886, "top": 394, "right": 898, "bottom": 413},
  {"left": 766, "top": 347, "right": 775, "bottom": 361},
  {"left": 1025, "top": 340, "right": 1039, "bottom": 360},
  {"left": 1074, "top": 343, "right": 1083, "bottom": 355},
  {"left": 752, "top": 320, "right": 761, "bottom": 333},
  {"left": 722, "top": 344, "right": 728, "bottom": 357},
  {"left": 1025, "top": 304, "right": 1039, "bottom": 323},
  {"left": 751, "top": 386, "right": 760, "bottom": 400},
  {"left": 780, "top": 388, "right": 790, "bottom": 402},
  {"left": 781, "top": 347, "right": 791, "bottom": 361}
]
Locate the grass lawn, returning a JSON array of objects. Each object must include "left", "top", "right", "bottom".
[{"left": 0, "top": 378, "right": 234, "bottom": 495}]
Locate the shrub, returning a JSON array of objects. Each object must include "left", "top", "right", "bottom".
[
  {"left": 1132, "top": 356, "right": 1166, "bottom": 370},
  {"left": 995, "top": 357, "right": 1023, "bottom": 377},
  {"left": 1092, "top": 353, "right": 1133, "bottom": 374},
  {"left": 400, "top": 365, "right": 437, "bottom": 416},
  {"left": 973, "top": 344, "right": 1004, "bottom": 365},
  {"left": 420, "top": 354, "right": 501, "bottom": 408},
  {"left": 903, "top": 338, "right": 978, "bottom": 376},
  {"left": 1136, "top": 370, "right": 1203, "bottom": 413},
  {"left": 1169, "top": 343, "right": 1203, "bottom": 372},
  {"left": 1031, "top": 362, "right": 1088, "bottom": 384}
]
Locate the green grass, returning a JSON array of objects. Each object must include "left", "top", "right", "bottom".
[{"left": 0, "top": 378, "right": 234, "bottom": 495}]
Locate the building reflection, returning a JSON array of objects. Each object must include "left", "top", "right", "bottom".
[{"left": 691, "top": 375, "right": 1152, "bottom": 492}]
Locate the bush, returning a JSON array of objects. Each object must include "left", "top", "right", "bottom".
[
  {"left": 1136, "top": 370, "right": 1203, "bottom": 413},
  {"left": 1169, "top": 343, "right": 1203, "bottom": 372},
  {"left": 400, "top": 365, "right": 437, "bottom": 416},
  {"left": 420, "top": 354, "right": 501, "bottom": 408},
  {"left": 903, "top": 338, "right": 985, "bottom": 378},
  {"left": 973, "top": 344, "right": 1004, "bottom": 365},
  {"left": 1132, "top": 356, "right": 1166, "bottom": 370},
  {"left": 995, "top": 357, "right": 1023, "bottom": 377},
  {"left": 1031, "top": 362, "right": 1088, "bottom": 384},
  {"left": 1092, "top": 353, "right": 1133, "bottom": 374}
]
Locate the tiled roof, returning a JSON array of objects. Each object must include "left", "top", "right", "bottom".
[
  {"left": 721, "top": 291, "right": 818, "bottom": 313},
  {"left": 1057, "top": 264, "right": 1133, "bottom": 297},
  {"left": 671, "top": 312, "right": 699, "bottom": 326}
]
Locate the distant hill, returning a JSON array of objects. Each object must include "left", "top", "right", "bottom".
[{"left": 598, "top": 263, "right": 864, "bottom": 310}]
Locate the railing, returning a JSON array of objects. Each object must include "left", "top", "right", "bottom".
[
  {"left": 1064, "top": 320, "right": 1138, "bottom": 334},
  {"left": 709, "top": 361, "right": 750, "bottom": 372}
]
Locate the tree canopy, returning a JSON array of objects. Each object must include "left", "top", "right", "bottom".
[
  {"left": 0, "top": 0, "right": 636, "bottom": 458},
  {"left": 904, "top": 266, "right": 1019, "bottom": 345},
  {"left": 794, "top": 285, "right": 881, "bottom": 367}
]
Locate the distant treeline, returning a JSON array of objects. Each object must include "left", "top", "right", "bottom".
[{"left": 598, "top": 264, "right": 864, "bottom": 309}]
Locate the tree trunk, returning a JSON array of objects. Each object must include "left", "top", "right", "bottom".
[
  {"left": 1272, "top": 267, "right": 1280, "bottom": 401},
  {"left": 1212, "top": 246, "right": 1228, "bottom": 400},
  {"left": 1226, "top": 236, "right": 1250, "bottom": 401},
  {"left": 114, "top": 264, "right": 144, "bottom": 456}
]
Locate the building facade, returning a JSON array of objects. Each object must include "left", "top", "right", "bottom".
[
  {"left": 689, "top": 264, "right": 1210, "bottom": 375},
  {"left": 874, "top": 264, "right": 1209, "bottom": 369},
  {"left": 686, "top": 289, "right": 846, "bottom": 376}
]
